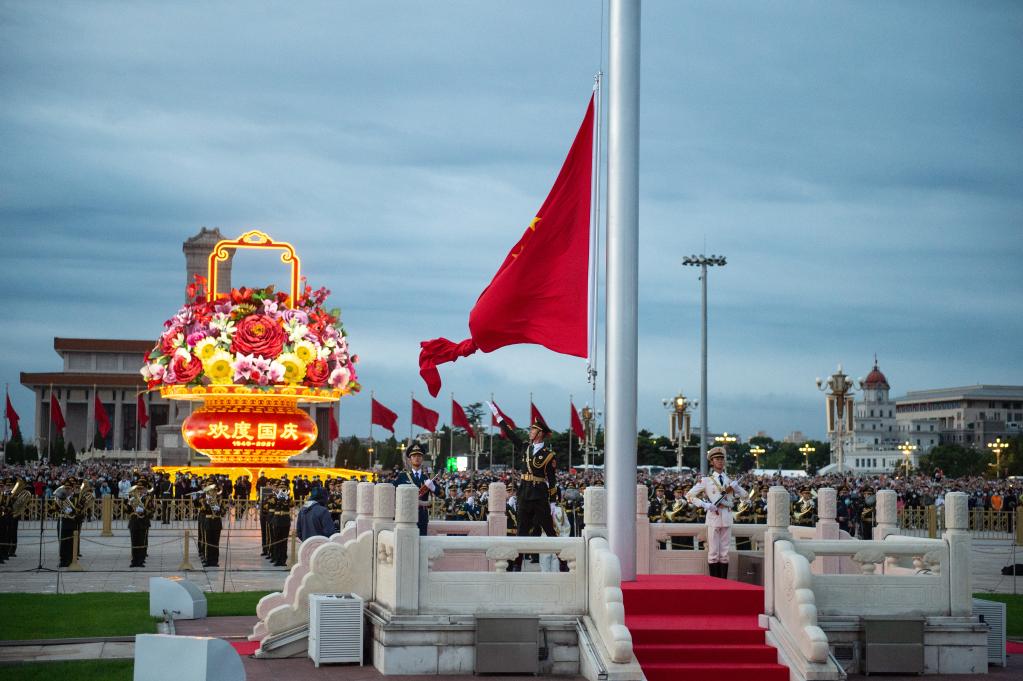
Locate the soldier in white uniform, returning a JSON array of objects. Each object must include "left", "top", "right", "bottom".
[{"left": 687, "top": 446, "right": 747, "bottom": 578}]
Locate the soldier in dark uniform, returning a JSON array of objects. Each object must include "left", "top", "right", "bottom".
[
  {"left": 259, "top": 482, "right": 274, "bottom": 559},
  {"left": 55, "top": 477, "right": 81, "bottom": 568},
  {"left": 793, "top": 486, "right": 816, "bottom": 527},
  {"left": 327, "top": 480, "right": 343, "bottom": 528},
  {"left": 270, "top": 481, "right": 292, "bottom": 567},
  {"left": 489, "top": 403, "right": 558, "bottom": 542},
  {"left": 199, "top": 484, "right": 226, "bottom": 567},
  {"left": 127, "top": 480, "right": 154, "bottom": 568},
  {"left": 392, "top": 442, "right": 438, "bottom": 535},
  {"left": 860, "top": 486, "right": 876, "bottom": 540}
]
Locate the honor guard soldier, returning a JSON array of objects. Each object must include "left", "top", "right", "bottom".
[
  {"left": 564, "top": 482, "right": 583, "bottom": 537},
  {"left": 259, "top": 483, "right": 273, "bottom": 559},
  {"left": 687, "top": 447, "right": 747, "bottom": 579},
  {"left": 860, "top": 486, "right": 876, "bottom": 540},
  {"left": 200, "top": 484, "right": 226, "bottom": 567},
  {"left": 506, "top": 483, "right": 519, "bottom": 537},
  {"left": 127, "top": 480, "right": 154, "bottom": 568},
  {"left": 393, "top": 442, "right": 437, "bottom": 535},
  {"left": 270, "top": 481, "right": 292, "bottom": 567},
  {"left": 793, "top": 486, "right": 816, "bottom": 527},
  {"left": 489, "top": 402, "right": 559, "bottom": 541}
]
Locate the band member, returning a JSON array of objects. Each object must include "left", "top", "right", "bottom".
[
  {"left": 490, "top": 402, "right": 558, "bottom": 543},
  {"left": 648, "top": 485, "right": 668, "bottom": 522},
  {"left": 127, "top": 481, "right": 154, "bottom": 568},
  {"left": 687, "top": 447, "right": 747, "bottom": 579},
  {"left": 665, "top": 486, "right": 695, "bottom": 550},
  {"left": 793, "top": 485, "right": 816, "bottom": 527},
  {"left": 393, "top": 442, "right": 437, "bottom": 535},
  {"left": 270, "top": 481, "right": 292, "bottom": 567},
  {"left": 200, "top": 484, "right": 226, "bottom": 567},
  {"left": 259, "top": 483, "right": 274, "bottom": 559},
  {"left": 54, "top": 477, "right": 82, "bottom": 568}
]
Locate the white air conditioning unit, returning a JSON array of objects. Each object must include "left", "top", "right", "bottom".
[
  {"left": 308, "top": 593, "right": 364, "bottom": 667},
  {"left": 972, "top": 598, "right": 1006, "bottom": 667}
]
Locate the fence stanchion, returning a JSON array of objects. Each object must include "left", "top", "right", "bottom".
[
  {"left": 286, "top": 530, "right": 298, "bottom": 569},
  {"left": 178, "top": 528, "right": 194, "bottom": 571},
  {"left": 927, "top": 505, "right": 937, "bottom": 539},
  {"left": 100, "top": 496, "right": 114, "bottom": 537},
  {"left": 68, "top": 531, "right": 84, "bottom": 571}
]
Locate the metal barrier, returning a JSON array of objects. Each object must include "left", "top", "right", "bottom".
[{"left": 14, "top": 498, "right": 294, "bottom": 531}]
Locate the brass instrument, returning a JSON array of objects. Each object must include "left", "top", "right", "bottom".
[
  {"left": 793, "top": 498, "right": 815, "bottom": 525},
  {"left": 53, "top": 484, "right": 77, "bottom": 517},
  {"left": 664, "top": 499, "right": 688, "bottom": 522},
  {"left": 8, "top": 480, "right": 34, "bottom": 517},
  {"left": 127, "top": 484, "right": 154, "bottom": 517}
]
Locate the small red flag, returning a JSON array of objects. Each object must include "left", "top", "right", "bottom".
[
  {"left": 570, "top": 402, "right": 585, "bottom": 440},
  {"left": 50, "top": 393, "right": 66, "bottom": 432},
  {"left": 371, "top": 398, "right": 398, "bottom": 433},
  {"left": 94, "top": 393, "right": 111, "bottom": 439},
  {"left": 329, "top": 404, "right": 339, "bottom": 440},
  {"left": 5, "top": 394, "right": 19, "bottom": 435},
  {"left": 452, "top": 399, "right": 476, "bottom": 440},
  {"left": 137, "top": 394, "right": 149, "bottom": 429},
  {"left": 419, "top": 96, "right": 594, "bottom": 396},
  {"left": 411, "top": 398, "right": 439, "bottom": 432},
  {"left": 530, "top": 402, "right": 550, "bottom": 432}
]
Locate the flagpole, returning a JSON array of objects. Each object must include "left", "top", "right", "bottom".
[
  {"left": 409, "top": 392, "right": 414, "bottom": 442},
  {"left": 93, "top": 384, "right": 97, "bottom": 453},
  {"left": 3, "top": 383, "right": 9, "bottom": 448},
  {"left": 134, "top": 392, "right": 139, "bottom": 468},
  {"left": 568, "top": 394, "right": 574, "bottom": 471},
  {"left": 449, "top": 392, "right": 455, "bottom": 466},
  {"left": 606, "top": 0, "right": 641, "bottom": 581},
  {"left": 370, "top": 390, "right": 375, "bottom": 470},
  {"left": 489, "top": 392, "right": 494, "bottom": 470},
  {"left": 588, "top": 70, "right": 603, "bottom": 394},
  {"left": 47, "top": 383, "right": 52, "bottom": 462}
]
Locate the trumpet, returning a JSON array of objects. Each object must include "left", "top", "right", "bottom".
[{"left": 664, "top": 500, "right": 687, "bottom": 522}]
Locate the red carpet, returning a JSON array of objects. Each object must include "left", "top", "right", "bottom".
[
  {"left": 1008, "top": 641, "right": 1023, "bottom": 654},
  {"left": 623, "top": 575, "right": 788, "bottom": 681},
  {"left": 229, "top": 640, "right": 260, "bottom": 656}
]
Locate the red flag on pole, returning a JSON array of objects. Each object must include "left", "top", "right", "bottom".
[
  {"left": 50, "top": 393, "right": 66, "bottom": 432},
  {"left": 452, "top": 400, "right": 476, "bottom": 440},
  {"left": 94, "top": 393, "right": 111, "bottom": 439},
  {"left": 419, "top": 96, "right": 594, "bottom": 396},
  {"left": 530, "top": 402, "right": 550, "bottom": 432},
  {"left": 570, "top": 402, "right": 585, "bottom": 440},
  {"left": 5, "top": 394, "right": 19, "bottom": 436},
  {"left": 411, "top": 398, "right": 439, "bottom": 432},
  {"left": 490, "top": 399, "right": 517, "bottom": 438},
  {"left": 371, "top": 398, "right": 398, "bottom": 433},
  {"left": 137, "top": 394, "right": 149, "bottom": 429},
  {"left": 329, "top": 404, "right": 339, "bottom": 441}
]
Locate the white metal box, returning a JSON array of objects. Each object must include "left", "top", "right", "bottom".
[{"left": 308, "top": 593, "right": 364, "bottom": 667}]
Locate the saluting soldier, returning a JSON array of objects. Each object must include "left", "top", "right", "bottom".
[
  {"left": 489, "top": 402, "right": 559, "bottom": 541},
  {"left": 687, "top": 447, "right": 747, "bottom": 579}
]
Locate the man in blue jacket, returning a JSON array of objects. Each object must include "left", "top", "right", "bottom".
[{"left": 296, "top": 486, "right": 338, "bottom": 541}]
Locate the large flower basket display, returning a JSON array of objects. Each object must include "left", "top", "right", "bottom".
[{"left": 141, "top": 230, "right": 360, "bottom": 469}]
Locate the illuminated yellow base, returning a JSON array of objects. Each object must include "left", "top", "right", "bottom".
[{"left": 152, "top": 464, "right": 376, "bottom": 499}]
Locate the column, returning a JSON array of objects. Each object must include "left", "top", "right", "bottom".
[
  {"left": 113, "top": 390, "right": 125, "bottom": 450},
  {"left": 487, "top": 482, "right": 507, "bottom": 537}
]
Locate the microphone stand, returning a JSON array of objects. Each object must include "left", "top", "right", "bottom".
[{"left": 34, "top": 496, "right": 59, "bottom": 573}]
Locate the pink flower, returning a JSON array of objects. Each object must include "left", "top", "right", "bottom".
[
  {"left": 186, "top": 330, "right": 208, "bottom": 347},
  {"left": 328, "top": 365, "right": 351, "bottom": 389}
]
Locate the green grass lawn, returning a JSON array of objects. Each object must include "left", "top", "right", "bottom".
[
  {"left": 974, "top": 592, "right": 1023, "bottom": 638},
  {"left": 0, "top": 591, "right": 270, "bottom": 641},
  {"left": 0, "top": 659, "right": 134, "bottom": 681}
]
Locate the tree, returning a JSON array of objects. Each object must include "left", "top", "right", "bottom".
[{"left": 918, "top": 444, "right": 992, "bottom": 478}]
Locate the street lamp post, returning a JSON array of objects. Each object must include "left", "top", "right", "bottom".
[
  {"left": 799, "top": 443, "right": 816, "bottom": 473},
  {"left": 581, "top": 406, "right": 593, "bottom": 469},
  {"left": 988, "top": 437, "right": 1009, "bottom": 478},
  {"left": 750, "top": 445, "right": 765, "bottom": 471},
  {"left": 817, "top": 365, "right": 857, "bottom": 473},
  {"left": 682, "top": 254, "right": 727, "bottom": 476},
  {"left": 662, "top": 393, "right": 695, "bottom": 470},
  {"left": 367, "top": 446, "right": 375, "bottom": 470},
  {"left": 897, "top": 440, "right": 917, "bottom": 476}
]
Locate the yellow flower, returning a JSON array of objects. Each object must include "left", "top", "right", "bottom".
[
  {"left": 293, "top": 340, "right": 316, "bottom": 363},
  {"left": 194, "top": 337, "right": 218, "bottom": 362},
  {"left": 204, "top": 350, "right": 234, "bottom": 385},
  {"left": 277, "top": 352, "right": 306, "bottom": 385}
]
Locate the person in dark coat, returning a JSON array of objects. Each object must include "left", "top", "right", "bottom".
[{"left": 296, "top": 486, "right": 338, "bottom": 540}]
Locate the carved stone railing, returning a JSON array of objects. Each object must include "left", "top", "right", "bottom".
[
  {"left": 587, "top": 535, "right": 633, "bottom": 664},
  {"left": 772, "top": 539, "right": 832, "bottom": 664}
]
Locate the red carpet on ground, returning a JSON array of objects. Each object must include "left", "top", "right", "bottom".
[
  {"left": 229, "top": 640, "right": 261, "bottom": 656},
  {"left": 1007, "top": 641, "right": 1023, "bottom": 654},
  {"left": 623, "top": 574, "right": 788, "bottom": 681}
]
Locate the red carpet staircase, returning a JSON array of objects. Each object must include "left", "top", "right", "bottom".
[{"left": 623, "top": 575, "right": 789, "bottom": 681}]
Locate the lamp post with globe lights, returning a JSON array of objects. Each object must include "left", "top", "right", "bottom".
[
  {"left": 682, "top": 254, "right": 727, "bottom": 475},
  {"left": 750, "top": 445, "right": 765, "bottom": 471},
  {"left": 662, "top": 393, "right": 695, "bottom": 470},
  {"left": 988, "top": 437, "right": 1009, "bottom": 478},
  {"left": 799, "top": 443, "right": 816, "bottom": 473},
  {"left": 897, "top": 440, "right": 917, "bottom": 476},
  {"left": 817, "top": 365, "right": 857, "bottom": 473}
]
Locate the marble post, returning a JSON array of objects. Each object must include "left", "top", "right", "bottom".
[
  {"left": 763, "top": 486, "right": 792, "bottom": 617},
  {"left": 943, "top": 491, "right": 972, "bottom": 616},
  {"left": 876, "top": 489, "right": 898, "bottom": 540},
  {"left": 356, "top": 481, "right": 375, "bottom": 536},
  {"left": 392, "top": 485, "right": 421, "bottom": 615},
  {"left": 340, "top": 480, "right": 358, "bottom": 528},
  {"left": 634, "top": 484, "right": 650, "bottom": 574},
  {"left": 583, "top": 486, "right": 608, "bottom": 542},
  {"left": 487, "top": 482, "right": 507, "bottom": 537},
  {"left": 815, "top": 487, "right": 840, "bottom": 574},
  {"left": 373, "top": 483, "right": 396, "bottom": 536}
]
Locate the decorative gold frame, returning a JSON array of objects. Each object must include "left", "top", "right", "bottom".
[{"left": 207, "top": 230, "right": 301, "bottom": 306}]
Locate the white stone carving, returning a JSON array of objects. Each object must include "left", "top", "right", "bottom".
[
  {"left": 378, "top": 542, "right": 394, "bottom": 565},
  {"left": 485, "top": 545, "right": 519, "bottom": 572},
  {"left": 852, "top": 548, "right": 886, "bottom": 574},
  {"left": 425, "top": 544, "right": 445, "bottom": 570},
  {"left": 587, "top": 536, "right": 634, "bottom": 664},
  {"left": 772, "top": 540, "right": 830, "bottom": 663},
  {"left": 816, "top": 488, "right": 836, "bottom": 521},
  {"left": 558, "top": 544, "right": 580, "bottom": 573},
  {"left": 357, "top": 481, "right": 375, "bottom": 515},
  {"left": 945, "top": 491, "right": 969, "bottom": 530},
  {"left": 767, "top": 486, "right": 790, "bottom": 527},
  {"left": 487, "top": 482, "right": 506, "bottom": 515},
  {"left": 374, "top": 483, "right": 395, "bottom": 519},
  {"left": 584, "top": 486, "right": 606, "bottom": 526},
  {"left": 395, "top": 485, "right": 418, "bottom": 524}
]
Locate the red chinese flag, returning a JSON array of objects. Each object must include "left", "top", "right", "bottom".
[
  {"left": 419, "top": 96, "right": 594, "bottom": 396},
  {"left": 5, "top": 394, "right": 19, "bottom": 435},
  {"left": 452, "top": 400, "right": 476, "bottom": 440},
  {"left": 329, "top": 404, "right": 339, "bottom": 440},
  {"left": 371, "top": 398, "right": 398, "bottom": 433},
  {"left": 570, "top": 402, "right": 585, "bottom": 440},
  {"left": 530, "top": 402, "right": 550, "bottom": 432},
  {"left": 411, "top": 398, "right": 439, "bottom": 432},
  {"left": 94, "top": 393, "right": 111, "bottom": 438},
  {"left": 490, "top": 399, "right": 516, "bottom": 438},
  {"left": 137, "top": 394, "right": 149, "bottom": 428},
  {"left": 50, "top": 393, "right": 66, "bottom": 432}
]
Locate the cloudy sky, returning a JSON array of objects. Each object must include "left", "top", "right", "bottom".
[{"left": 1, "top": 1, "right": 1020, "bottom": 444}]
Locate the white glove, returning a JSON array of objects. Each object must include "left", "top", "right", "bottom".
[
  {"left": 550, "top": 502, "right": 558, "bottom": 515},
  {"left": 425, "top": 480, "right": 436, "bottom": 492},
  {"left": 487, "top": 401, "right": 500, "bottom": 418},
  {"left": 702, "top": 501, "right": 716, "bottom": 513},
  {"left": 135, "top": 506, "right": 144, "bottom": 514}
]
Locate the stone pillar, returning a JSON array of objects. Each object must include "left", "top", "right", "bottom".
[
  {"left": 393, "top": 485, "right": 421, "bottom": 615},
  {"left": 763, "top": 486, "right": 792, "bottom": 617},
  {"left": 814, "top": 487, "right": 840, "bottom": 574},
  {"left": 943, "top": 491, "right": 972, "bottom": 616},
  {"left": 876, "top": 489, "right": 898, "bottom": 540},
  {"left": 582, "top": 486, "right": 607, "bottom": 542},
  {"left": 340, "top": 480, "right": 358, "bottom": 528},
  {"left": 355, "top": 481, "right": 375, "bottom": 536},
  {"left": 635, "top": 484, "right": 650, "bottom": 574},
  {"left": 113, "top": 392, "right": 124, "bottom": 450},
  {"left": 373, "top": 483, "right": 395, "bottom": 535},
  {"left": 487, "top": 482, "right": 507, "bottom": 537},
  {"left": 86, "top": 387, "right": 95, "bottom": 452},
  {"left": 183, "top": 227, "right": 232, "bottom": 300}
]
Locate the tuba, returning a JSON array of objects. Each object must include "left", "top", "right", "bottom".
[
  {"left": 53, "top": 484, "right": 77, "bottom": 516},
  {"left": 9, "top": 480, "right": 34, "bottom": 517}
]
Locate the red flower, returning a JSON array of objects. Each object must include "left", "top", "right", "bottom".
[
  {"left": 304, "top": 359, "right": 330, "bottom": 386},
  {"left": 230, "top": 287, "right": 255, "bottom": 305},
  {"left": 160, "top": 327, "right": 182, "bottom": 355},
  {"left": 171, "top": 353, "right": 202, "bottom": 384},
  {"left": 232, "top": 314, "right": 286, "bottom": 358}
]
